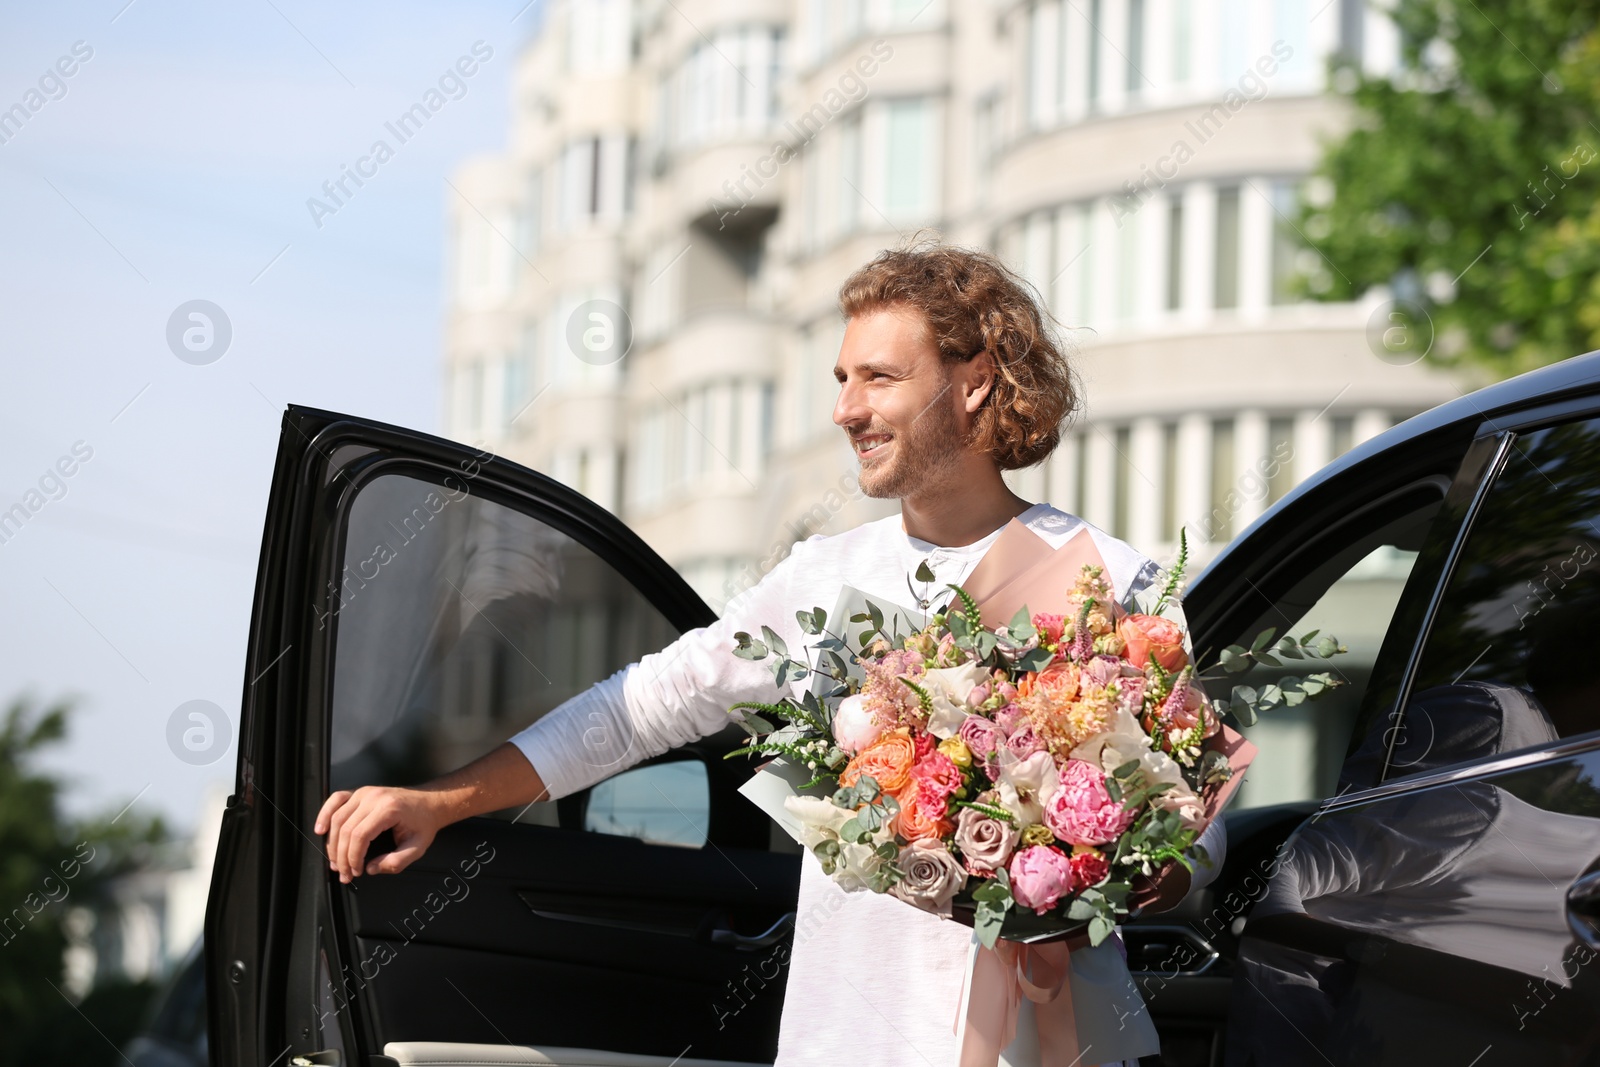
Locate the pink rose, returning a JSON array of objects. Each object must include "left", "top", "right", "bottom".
[
  {"left": 1008, "top": 845, "right": 1076, "bottom": 915},
  {"left": 1069, "top": 849, "right": 1110, "bottom": 888},
  {"left": 1044, "top": 759, "right": 1136, "bottom": 846},
  {"left": 1005, "top": 723, "right": 1046, "bottom": 759},
  {"left": 911, "top": 750, "right": 963, "bottom": 799},
  {"left": 996, "top": 681, "right": 1018, "bottom": 703}
]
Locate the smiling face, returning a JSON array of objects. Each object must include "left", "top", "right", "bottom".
[{"left": 833, "top": 304, "right": 987, "bottom": 500}]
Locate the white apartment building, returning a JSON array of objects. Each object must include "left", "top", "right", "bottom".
[{"left": 444, "top": 0, "right": 1469, "bottom": 803}]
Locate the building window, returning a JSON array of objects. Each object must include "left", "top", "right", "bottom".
[
  {"left": 1332, "top": 414, "right": 1354, "bottom": 457},
  {"left": 665, "top": 26, "right": 785, "bottom": 150},
  {"left": 1209, "top": 417, "right": 1235, "bottom": 542},
  {"left": 556, "top": 134, "right": 630, "bottom": 230},
  {"left": 837, "top": 111, "right": 862, "bottom": 234},
  {"left": 566, "top": 0, "right": 632, "bottom": 76},
  {"left": 1267, "top": 416, "right": 1296, "bottom": 503},
  {"left": 1270, "top": 178, "right": 1303, "bottom": 305},
  {"left": 1126, "top": 0, "right": 1145, "bottom": 95},
  {"left": 1087, "top": 0, "right": 1102, "bottom": 109},
  {"left": 1172, "top": 0, "right": 1191, "bottom": 84},
  {"left": 1112, "top": 424, "right": 1132, "bottom": 539},
  {"left": 1072, "top": 429, "right": 1088, "bottom": 516},
  {"left": 1166, "top": 196, "right": 1184, "bottom": 310},
  {"left": 1161, "top": 421, "right": 1179, "bottom": 541},
  {"left": 1214, "top": 184, "right": 1241, "bottom": 309},
  {"left": 884, "top": 98, "right": 932, "bottom": 219},
  {"left": 1116, "top": 210, "right": 1139, "bottom": 321}
]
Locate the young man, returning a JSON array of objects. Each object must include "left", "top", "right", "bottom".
[{"left": 316, "top": 243, "right": 1222, "bottom": 1066}]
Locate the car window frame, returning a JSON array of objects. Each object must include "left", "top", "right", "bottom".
[{"left": 1377, "top": 400, "right": 1600, "bottom": 785}]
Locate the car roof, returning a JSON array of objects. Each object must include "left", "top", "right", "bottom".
[{"left": 1194, "top": 348, "right": 1600, "bottom": 585}]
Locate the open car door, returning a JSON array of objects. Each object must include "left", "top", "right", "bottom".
[{"left": 206, "top": 406, "right": 801, "bottom": 1067}]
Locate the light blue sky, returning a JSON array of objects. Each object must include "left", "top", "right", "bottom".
[{"left": 0, "top": 1, "right": 535, "bottom": 833}]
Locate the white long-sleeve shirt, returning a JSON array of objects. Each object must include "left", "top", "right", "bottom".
[{"left": 511, "top": 502, "right": 1223, "bottom": 1067}]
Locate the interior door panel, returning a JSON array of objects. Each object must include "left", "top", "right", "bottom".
[{"left": 344, "top": 818, "right": 797, "bottom": 1058}]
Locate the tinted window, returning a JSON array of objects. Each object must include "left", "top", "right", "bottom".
[
  {"left": 326, "top": 474, "right": 683, "bottom": 831},
  {"left": 1393, "top": 416, "right": 1600, "bottom": 775},
  {"left": 1223, "top": 491, "right": 1442, "bottom": 808}
]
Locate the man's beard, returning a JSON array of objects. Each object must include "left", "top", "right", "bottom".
[{"left": 857, "top": 397, "right": 971, "bottom": 500}]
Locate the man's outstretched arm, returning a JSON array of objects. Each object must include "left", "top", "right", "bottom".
[{"left": 314, "top": 742, "right": 545, "bottom": 884}]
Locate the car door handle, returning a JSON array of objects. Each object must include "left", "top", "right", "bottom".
[
  {"left": 709, "top": 912, "right": 795, "bottom": 951},
  {"left": 1566, "top": 870, "right": 1600, "bottom": 948}
]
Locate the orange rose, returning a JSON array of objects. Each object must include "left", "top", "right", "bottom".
[
  {"left": 1019, "top": 661, "right": 1081, "bottom": 701},
  {"left": 1119, "top": 614, "right": 1188, "bottom": 673},
  {"left": 841, "top": 732, "right": 917, "bottom": 795},
  {"left": 892, "top": 783, "right": 954, "bottom": 842}
]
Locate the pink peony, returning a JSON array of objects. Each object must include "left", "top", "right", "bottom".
[
  {"left": 1044, "top": 759, "right": 1136, "bottom": 846},
  {"left": 1005, "top": 723, "right": 1046, "bottom": 759},
  {"left": 911, "top": 750, "right": 963, "bottom": 799},
  {"left": 993, "top": 704, "right": 1026, "bottom": 735},
  {"left": 966, "top": 681, "right": 991, "bottom": 708},
  {"left": 1082, "top": 654, "right": 1123, "bottom": 687},
  {"left": 1069, "top": 848, "right": 1110, "bottom": 888},
  {"left": 958, "top": 715, "right": 1005, "bottom": 762},
  {"left": 1008, "top": 845, "right": 1076, "bottom": 915},
  {"left": 1116, "top": 674, "right": 1147, "bottom": 716}
]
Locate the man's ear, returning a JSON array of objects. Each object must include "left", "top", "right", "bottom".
[{"left": 958, "top": 350, "right": 996, "bottom": 415}]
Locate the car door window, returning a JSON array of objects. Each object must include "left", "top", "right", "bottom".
[
  {"left": 326, "top": 472, "right": 694, "bottom": 838},
  {"left": 1204, "top": 484, "right": 1448, "bottom": 808},
  {"left": 1388, "top": 415, "right": 1600, "bottom": 778}
]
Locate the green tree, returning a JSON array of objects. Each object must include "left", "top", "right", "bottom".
[
  {"left": 1296, "top": 1, "right": 1600, "bottom": 380},
  {"left": 0, "top": 696, "right": 169, "bottom": 1067}
]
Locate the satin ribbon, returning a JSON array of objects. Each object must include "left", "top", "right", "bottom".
[{"left": 956, "top": 936, "right": 1089, "bottom": 1067}]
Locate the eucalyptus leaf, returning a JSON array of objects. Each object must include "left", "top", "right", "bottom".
[
  {"left": 915, "top": 560, "right": 936, "bottom": 583},
  {"left": 732, "top": 632, "right": 769, "bottom": 660},
  {"left": 974, "top": 904, "right": 1005, "bottom": 950}
]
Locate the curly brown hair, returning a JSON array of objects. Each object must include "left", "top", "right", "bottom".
[{"left": 836, "top": 240, "right": 1080, "bottom": 470}]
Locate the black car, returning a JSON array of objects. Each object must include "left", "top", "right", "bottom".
[{"left": 196, "top": 350, "right": 1600, "bottom": 1067}]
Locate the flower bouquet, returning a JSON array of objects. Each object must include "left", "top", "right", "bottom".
[{"left": 727, "top": 530, "right": 1349, "bottom": 949}]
